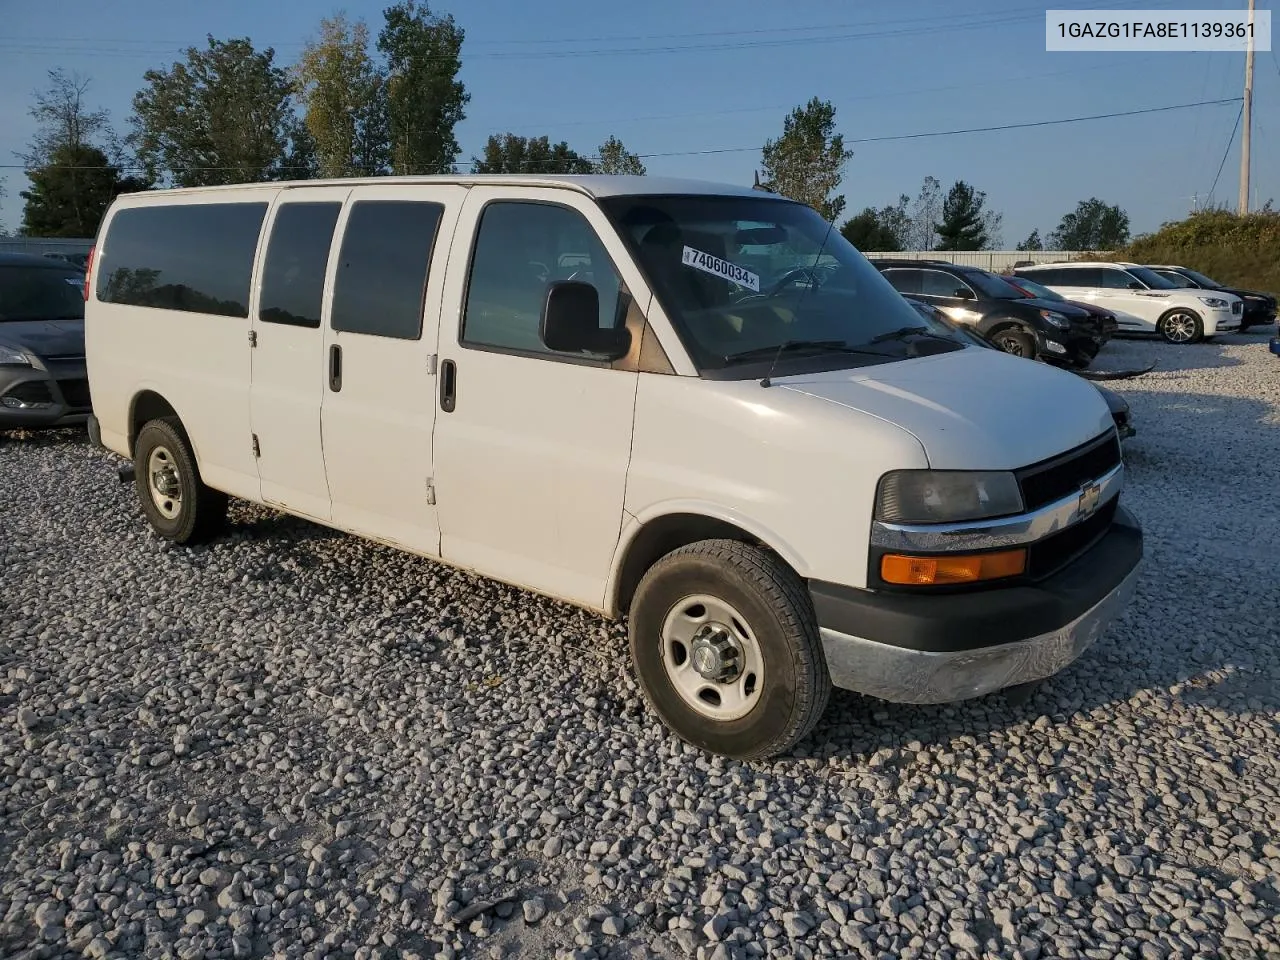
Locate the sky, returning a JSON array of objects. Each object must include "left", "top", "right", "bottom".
[{"left": 0, "top": 0, "right": 1277, "bottom": 245}]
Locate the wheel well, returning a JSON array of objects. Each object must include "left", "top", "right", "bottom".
[
  {"left": 128, "top": 391, "right": 182, "bottom": 456},
  {"left": 611, "top": 513, "right": 775, "bottom": 618}
]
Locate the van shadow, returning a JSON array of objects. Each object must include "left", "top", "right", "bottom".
[
  {"left": 805, "top": 385, "right": 1280, "bottom": 760},
  {"left": 0, "top": 425, "right": 89, "bottom": 447}
]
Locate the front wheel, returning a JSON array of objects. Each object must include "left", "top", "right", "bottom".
[
  {"left": 133, "top": 418, "right": 227, "bottom": 544},
  {"left": 628, "top": 539, "right": 831, "bottom": 760},
  {"left": 1158, "top": 309, "right": 1203, "bottom": 344},
  {"left": 992, "top": 328, "right": 1036, "bottom": 359}
]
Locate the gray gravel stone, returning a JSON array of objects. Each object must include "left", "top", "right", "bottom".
[{"left": 1, "top": 338, "right": 1278, "bottom": 960}]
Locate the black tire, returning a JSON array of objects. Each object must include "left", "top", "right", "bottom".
[
  {"left": 992, "top": 328, "right": 1036, "bottom": 359},
  {"left": 1158, "top": 309, "right": 1203, "bottom": 344},
  {"left": 628, "top": 539, "right": 831, "bottom": 760},
  {"left": 133, "top": 417, "right": 227, "bottom": 544}
]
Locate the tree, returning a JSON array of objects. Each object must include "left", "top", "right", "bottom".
[
  {"left": 20, "top": 144, "right": 149, "bottom": 237},
  {"left": 934, "top": 180, "right": 1000, "bottom": 251},
  {"left": 594, "top": 135, "right": 645, "bottom": 176},
  {"left": 472, "top": 134, "right": 593, "bottom": 174},
  {"left": 20, "top": 69, "right": 113, "bottom": 169},
  {"left": 1017, "top": 229, "right": 1044, "bottom": 251},
  {"left": 295, "top": 14, "right": 390, "bottom": 177},
  {"left": 378, "top": 0, "right": 469, "bottom": 175},
  {"left": 1049, "top": 198, "right": 1130, "bottom": 250},
  {"left": 840, "top": 207, "right": 901, "bottom": 251},
  {"left": 907, "top": 176, "right": 942, "bottom": 251},
  {"left": 130, "top": 37, "right": 302, "bottom": 186},
  {"left": 760, "top": 97, "right": 852, "bottom": 222}
]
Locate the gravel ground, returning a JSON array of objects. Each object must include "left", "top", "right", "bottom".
[{"left": 2, "top": 333, "right": 1279, "bottom": 960}]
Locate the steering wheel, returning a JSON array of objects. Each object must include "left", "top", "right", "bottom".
[{"left": 764, "top": 267, "right": 823, "bottom": 298}]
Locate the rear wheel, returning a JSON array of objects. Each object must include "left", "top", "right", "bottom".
[
  {"left": 1158, "top": 309, "right": 1203, "bottom": 344},
  {"left": 628, "top": 539, "right": 831, "bottom": 760},
  {"left": 133, "top": 418, "right": 227, "bottom": 544},
  {"left": 993, "top": 328, "right": 1036, "bottom": 359}
]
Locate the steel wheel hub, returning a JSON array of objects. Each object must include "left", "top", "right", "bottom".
[
  {"left": 147, "top": 446, "right": 183, "bottom": 520},
  {"left": 660, "top": 594, "right": 765, "bottom": 721},
  {"left": 690, "top": 624, "right": 742, "bottom": 682}
]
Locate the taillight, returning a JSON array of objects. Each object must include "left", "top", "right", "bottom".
[{"left": 83, "top": 246, "right": 95, "bottom": 301}]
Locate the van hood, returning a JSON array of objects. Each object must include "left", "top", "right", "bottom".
[{"left": 778, "top": 347, "right": 1114, "bottom": 470}]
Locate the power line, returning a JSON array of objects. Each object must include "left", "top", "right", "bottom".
[
  {"left": 1208, "top": 102, "right": 1244, "bottom": 199},
  {"left": 0, "top": 97, "right": 1241, "bottom": 175}
]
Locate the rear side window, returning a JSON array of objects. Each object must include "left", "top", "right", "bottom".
[
  {"left": 330, "top": 201, "right": 444, "bottom": 340},
  {"left": 96, "top": 203, "right": 267, "bottom": 317},
  {"left": 1096, "top": 269, "right": 1134, "bottom": 289},
  {"left": 259, "top": 203, "right": 342, "bottom": 328},
  {"left": 880, "top": 268, "right": 920, "bottom": 295},
  {"left": 919, "top": 269, "right": 970, "bottom": 298}
]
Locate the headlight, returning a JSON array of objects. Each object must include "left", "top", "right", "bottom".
[
  {"left": 1198, "top": 297, "right": 1229, "bottom": 309},
  {"left": 1039, "top": 310, "right": 1070, "bottom": 329},
  {"left": 876, "top": 470, "right": 1024, "bottom": 524},
  {"left": 940, "top": 306, "right": 984, "bottom": 324},
  {"left": 0, "top": 344, "right": 31, "bottom": 366}
]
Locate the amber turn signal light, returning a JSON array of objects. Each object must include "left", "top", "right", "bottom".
[{"left": 881, "top": 548, "right": 1027, "bottom": 585}]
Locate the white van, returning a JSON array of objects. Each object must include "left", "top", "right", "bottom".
[
  {"left": 84, "top": 176, "right": 1143, "bottom": 759},
  {"left": 1012, "top": 261, "right": 1242, "bottom": 344}
]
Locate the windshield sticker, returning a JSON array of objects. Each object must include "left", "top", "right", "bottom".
[{"left": 681, "top": 246, "right": 760, "bottom": 292}]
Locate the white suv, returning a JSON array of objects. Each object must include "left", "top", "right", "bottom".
[{"left": 1013, "top": 261, "right": 1242, "bottom": 344}]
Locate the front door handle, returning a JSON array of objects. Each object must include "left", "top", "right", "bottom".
[
  {"left": 439, "top": 358, "right": 456, "bottom": 413},
  {"left": 329, "top": 344, "right": 342, "bottom": 392}
]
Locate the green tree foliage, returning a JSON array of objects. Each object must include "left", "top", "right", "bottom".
[
  {"left": 130, "top": 37, "right": 303, "bottom": 186},
  {"left": 760, "top": 98, "right": 852, "bottom": 222},
  {"left": 472, "top": 134, "right": 593, "bottom": 174},
  {"left": 594, "top": 135, "right": 645, "bottom": 175},
  {"left": 295, "top": 14, "right": 389, "bottom": 177},
  {"left": 840, "top": 208, "right": 896, "bottom": 251},
  {"left": 378, "top": 0, "right": 469, "bottom": 175},
  {"left": 1122, "top": 208, "right": 1280, "bottom": 295},
  {"left": 935, "top": 180, "right": 999, "bottom": 251},
  {"left": 19, "top": 69, "right": 146, "bottom": 237},
  {"left": 1049, "top": 198, "right": 1130, "bottom": 250},
  {"left": 21, "top": 144, "right": 149, "bottom": 237},
  {"left": 1017, "top": 229, "right": 1044, "bottom": 251}
]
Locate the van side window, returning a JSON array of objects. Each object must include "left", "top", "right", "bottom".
[
  {"left": 462, "top": 202, "right": 623, "bottom": 357},
  {"left": 259, "top": 203, "right": 341, "bottom": 329},
  {"left": 96, "top": 203, "right": 268, "bottom": 317},
  {"left": 920, "top": 269, "right": 969, "bottom": 298},
  {"left": 331, "top": 201, "right": 444, "bottom": 340}
]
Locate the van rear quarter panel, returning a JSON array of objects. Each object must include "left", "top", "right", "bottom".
[
  {"left": 622, "top": 374, "right": 930, "bottom": 592},
  {"left": 87, "top": 190, "right": 278, "bottom": 499}
]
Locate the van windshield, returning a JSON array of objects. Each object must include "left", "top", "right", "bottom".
[{"left": 600, "top": 194, "right": 962, "bottom": 373}]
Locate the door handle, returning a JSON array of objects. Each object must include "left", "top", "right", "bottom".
[
  {"left": 439, "top": 358, "right": 456, "bottom": 413},
  {"left": 329, "top": 344, "right": 342, "bottom": 392}
]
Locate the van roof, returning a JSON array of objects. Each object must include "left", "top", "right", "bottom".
[{"left": 109, "top": 174, "right": 783, "bottom": 203}]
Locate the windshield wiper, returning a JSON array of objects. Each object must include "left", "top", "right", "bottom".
[
  {"left": 867, "top": 325, "right": 958, "bottom": 345},
  {"left": 723, "top": 339, "right": 890, "bottom": 365}
]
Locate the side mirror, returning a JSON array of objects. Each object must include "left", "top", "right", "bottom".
[{"left": 540, "top": 280, "right": 631, "bottom": 359}]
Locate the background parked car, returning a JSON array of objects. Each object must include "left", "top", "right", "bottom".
[
  {"left": 1145, "top": 264, "right": 1276, "bottom": 332},
  {"left": 0, "top": 253, "right": 90, "bottom": 430},
  {"left": 1012, "top": 261, "right": 1242, "bottom": 344},
  {"left": 1003, "top": 273, "right": 1119, "bottom": 342},
  {"left": 871, "top": 258, "right": 1103, "bottom": 367},
  {"left": 904, "top": 295, "right": 1135, "bottom": 438}
]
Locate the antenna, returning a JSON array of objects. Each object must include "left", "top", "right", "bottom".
[{"left": 760, "top": 210, "right": 837, "bottom": 388}]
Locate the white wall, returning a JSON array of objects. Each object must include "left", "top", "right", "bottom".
[{"left": 861, "top": 250, "right": 1102, "bottom": 272}]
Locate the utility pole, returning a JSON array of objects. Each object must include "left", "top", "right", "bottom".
[{"left": 1238, "top": 0, "right": 1256, "bottom": 215}]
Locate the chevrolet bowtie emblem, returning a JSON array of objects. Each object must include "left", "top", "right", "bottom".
[{"left": 1078, "top": 480, "right": 1102, "bottom": 517}]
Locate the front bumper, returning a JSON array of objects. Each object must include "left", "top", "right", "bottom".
[
  {"left": 1206, "top": 312, "right": 1241, "bottom": 334},
  {"left": 810, "top": 506, "right": 1143, "bottom": 703},
  {"left": 1040, "top": 326, "right": 1102, "bottom": 365},
  {"left": 0, "top": 360, "right": 91, "bottom": 430}
]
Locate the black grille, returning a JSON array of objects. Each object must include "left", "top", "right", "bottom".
[
  {"left": 1028, "top": 497, "right": 1118, "bottom": 579},
  {"left": 43, "top": 353, "right": 85, "bottom": 363},
  {"left": 4, "top": 381, "right": 53, "bottom": 405},
  {"left": 56, "top": 378, "right": 91, "bottom": 409},
  {"left": 1015, "top": 432, "right": 1121, "bottom": 511},
  {"left": 1231, "top": 301, "right": 1243, "bottom": 315}
]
